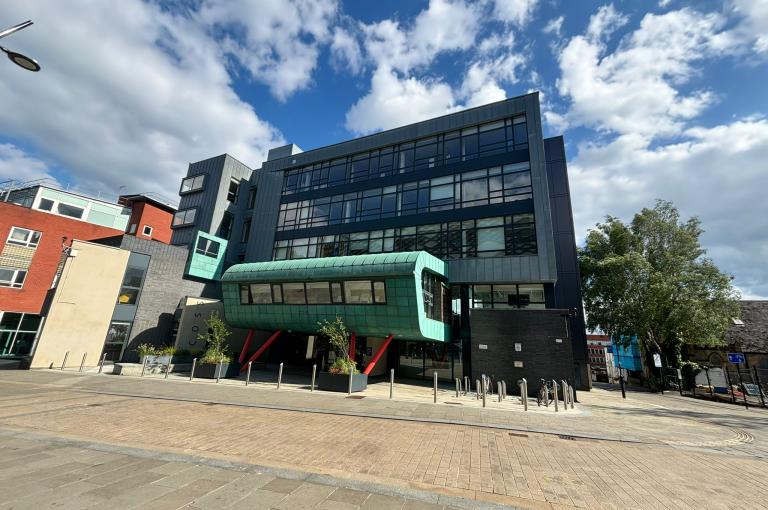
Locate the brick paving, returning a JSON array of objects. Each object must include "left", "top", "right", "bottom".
[{"left": 1, "top": 370, "right": 768, "bottom": 509}]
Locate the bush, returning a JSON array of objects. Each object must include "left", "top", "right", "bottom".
[
  {"left": 329, "top": 357, "right": 358, "bottom": 375},
  {"left": 198, "top": 311, "right": 232, "bottom": 365},
  {"left": 137, "top": 343, "right": 158, "bottom": 357}
]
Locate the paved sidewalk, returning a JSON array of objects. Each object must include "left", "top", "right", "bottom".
[
  {"left": 2, "top": 370, "right": 768, "bottom": 509},
  {"left": 0, "top": 431, "right": 478, "bottom": 510}
]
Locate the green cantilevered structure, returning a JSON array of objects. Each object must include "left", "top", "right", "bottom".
[{"left": 221, "top": 251, "right": 450, "bottom": 342}]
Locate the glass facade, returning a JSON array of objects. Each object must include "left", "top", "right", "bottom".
[
  {"left": 282, "top": 115, "right": 528, "bottom": 195},
  {"left": 239, "top": 280, "right": 387, "bottom": 306},
  {"left": 273, "top": 214, "right": 536, "bottom": 261},
  {"left": 277, "top": 162, "right": 532, "bottom": 231},
  {"left": 467, "top": 283, "right": 546, "bottom": 309},
  {"left": 0, "top": 312, "right": 42, "bottom": 357}
]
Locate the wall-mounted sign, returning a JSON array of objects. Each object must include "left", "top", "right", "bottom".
[
  {"left": 514, "top": 343, "right": 522, "bottom": 352},
  {"left": 479, "top": 344, "right": 488, "bottom": 350},
  {"left": 727, "top": 352, "right": 745, "bottom": 364},
  {"left": 653, "top": 353, "right": 662, "bottom": 368},
  {"left": 514, "top": 361, "right": 523, "bottom": 368},
  {"left": 555, "top": 338, "right": 563, "bottom": 343}
]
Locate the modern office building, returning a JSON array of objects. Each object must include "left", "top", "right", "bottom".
[{"left": 174, "top": 92, "right": 589, "bottom": 388}]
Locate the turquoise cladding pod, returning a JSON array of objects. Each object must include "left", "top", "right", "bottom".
[
  {"left": 185, "top": 231, "right": 228, "bottom": 280},
  {"left": 221, "top": 251, "right": 450, "bottom": 342}
]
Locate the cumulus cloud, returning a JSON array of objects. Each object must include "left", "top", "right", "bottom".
[
  {"left": 0, "top": 0, "right": 283, "bottom": 197},
  {"left": 197, "top": 0, "right": 338, "bottom": 101},
  {"left": 330, "top": 26, "right": 363, "bottom": 74},
  {"left": 492, "top": 0, "right": 539, "bottom": 26},
  {"left": 730, "top": 0, "right": 768, "bottom": 54},
  {"left": 570, "top": 118, "right": 768, "bottom": 298},
  {"left": 557, "top": 7, "right": 733, "bottom": 140},
  {"left": 0, "top": 144, "right": 57, "bottom": 184}
]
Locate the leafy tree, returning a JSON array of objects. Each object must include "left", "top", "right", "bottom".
[
  {"left": 198, "top": 311, "right": 232, "bottom": 364},
  {"left": 317, "top": 316, "right": 358, "bottom": 375},
  {"left": 579, "top": 200, "right": 740, "bottom": 368}
]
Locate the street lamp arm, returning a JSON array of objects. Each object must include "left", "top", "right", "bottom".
[{"left": 0, "top": 20, "right": 33, "bottom": 40}]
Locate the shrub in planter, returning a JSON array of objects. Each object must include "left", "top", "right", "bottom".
[
  {"left": 316, "top": 317, "right": 367, "bottom": 392},
  {"left": 194, "top": 312, "right": 237, "bottom": 379}
]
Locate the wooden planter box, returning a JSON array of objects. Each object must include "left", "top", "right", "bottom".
[
  {"left": 317, "top": 372, "right": 367, "bottom": 393},
  {"left": 194, "top": 362, "right": 240, "bottom": 379}
]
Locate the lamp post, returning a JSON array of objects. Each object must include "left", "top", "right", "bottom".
[{"left": 0, "top": 20, "right": 41, "bottom": 72}]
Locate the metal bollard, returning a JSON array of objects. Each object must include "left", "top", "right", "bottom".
[
  {"left": 553, "top": 379, "right": 559, "bottom": 412},
  {"left": 348, "top": 368, "right": 353, "bottom": 396},
  {"left": 140, "top": 357, "right": 148, "bottom": 377},
  {"left": 189, "top": 358, "right": 197, "bottom": 381},
  {"left": 464, "top": 376, "right": 469, "bottom": 395},
  {"left": 79, "top": 352, "right": 87, "bottom": 373},
  {"left": 482, "top": 380, "right": 486, "bottom": 408},
  {"left": 390, "top": 369, "right": 394, "bottom": 399},
  {"left": 246, "top": 361, "right": 252, "bottom": 386},
  {"left": 277, "top": 362, "right": 283, "bottom": 389},
  {"left": 476, "top": 379, "right": 481, "bottom": 400},
  {"left": 311, "top": 364, "right": 316, "bottom": 392},
  {"left": 164, "top": 359, "right": 171, "bottom": 380},
  {"left": 455, "top": 378, "right": 460, "bottom": 398},
  {"left": 433, "top": 371, "right": 438, "bottom": 403},
  {"left": 497, "top": 382, "right": 502, "bottom": 402},
  {"left": 502, "top": 381, "right": 507, "bottom": 400},
  {"left": 61, "top": 351, "right": 69, "bottom": 371},
  {"left": 570, "top": 387, "right": 575, "bottom": 409},
  {"left": 521, "top": 378, "right": 528, "bottom": 411},
  {"left": 98, "top": 353, "right": 107, "bottom": 374},
  {"left": 561, "top": 380, "right": 568, "bottom": 409},
  {"left": 216, "top": 361, "right": 222, "bottom": 383}
]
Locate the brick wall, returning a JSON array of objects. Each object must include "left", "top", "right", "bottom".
[
  {"left": 127, "top": 202, "right": 173, "bottom": 244},
  {"left": 470, "top": 308, "right": 575, "bottom": 395},
  {"left": 0, "top": 202, "right": 123, "bottom": 314}
]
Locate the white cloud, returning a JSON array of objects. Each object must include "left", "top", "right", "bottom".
[
  {"left": 330, "top": 27, "right": 363, "bottom": 74},
  {"left": 557, "top": 7, "right": 733, "bottom": 140},
  {"left": 492, "top": 0, "right": 539, "bottom": 26},
  {"left": 731, "top": 0, "right": 768, "bottom": 54},
  {"left": 0, "top": 144, "right": 57, "bottom": 184},
  {"left": 345, "top": 68, "right": 455, "bottom": 135},
  {"left": 0, "top": 0, "right": 283, "bottom": 196},
  {"left": 543, "top": 16, "right": 565, "bottom": 38},
  {"left": 570, "top": 117, "right": 768, "bottom": 299},
  {"left": 197, "top": 0, "right": 338, "bottom": 101}
]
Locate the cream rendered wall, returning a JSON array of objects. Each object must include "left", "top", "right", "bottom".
[{"left": 30, "top": 240, "right": 130, "bottom": 368}]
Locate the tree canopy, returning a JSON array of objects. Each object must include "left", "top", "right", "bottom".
[{"left": 579, "top": 200, "right": 740, "bottom": 367}]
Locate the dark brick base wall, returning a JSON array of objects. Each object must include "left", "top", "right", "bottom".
[{"left": 470, "top": 309, "right": 575, "bottom": 395}]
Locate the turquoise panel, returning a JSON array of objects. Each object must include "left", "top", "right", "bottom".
[
  {"left": 221, "top": 252, "right": 450, "bottom": 342},
  {"left": 186, "top": 231, "right": 228, "bottom": 280}
]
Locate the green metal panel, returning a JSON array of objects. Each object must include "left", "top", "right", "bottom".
[
  {"left": 221, "top": 251, "right": 450, "bottom": 342},
  {"left": 186, "top": 231, "right": 228, "bottom": 280}
]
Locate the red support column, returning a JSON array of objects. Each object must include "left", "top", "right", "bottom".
[
  {"left": 240, "top": 330, "right": 281, "bottom": 372},
  {"left": 363, "top": 334, "right": 394, "bottom": 375},
  {"left": 238, "top": 329, "right": 255, "bottom": 364},
  {"left": 349, "top": 333, "right": 356, "bottom": 363}
]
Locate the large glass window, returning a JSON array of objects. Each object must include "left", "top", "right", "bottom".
[
  {"left": 272, "top": 214, "right": 537, "bottom": 261},
  {"left": 306, "top": 282, "right": 331, "bottom": 304},
  {"left": 283, "top": 283, "right": 306, "bottom": 304},
  {"left": 196, "top": 237, "right": 220, "bottom": 258},
  {"left": 276, "top": 162, "right": 532, "bottom": 231},
  {"left": 57, "top": 203, "right": 85, "bottom": 219},
  {"left": 470, "top": 283, "right": 545, "bottom": 309},
  {"left": 0, "top": 267, "right": 26, "bottom": 288},
  {"left": 344, "top": 281, "right": 373, "bottom": 304},
  {"left": 117, "top": 265, "right": 146, "bottom": 305},
  {"left": 180, "top": 174, "right": 205, "bottom": 193},
  {"left": 173, "top": 208, "right": 196, "bottom": 227},
  {"left": 227, "top": 178, "right": 239, "bottom": 203},
  {"left": 0, "top": 312, "right": 42, "bottom": 357},
  {"left": 7, "top": 227, "right": 42, "bottom": 248},
  {"left": 250, "top": 284, "right": 272, "bottom": 304},
  {"left": 239, "top": 284, "right": 250, "bottom": 304}
]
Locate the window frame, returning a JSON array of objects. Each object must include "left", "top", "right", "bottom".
[
  {"left": 172, "top": 208, "right": 197, "bottom": 228},
  {"left": 7, "top": 226, "right": 42, "bottom": 248},
  {"left": 0, "top": 267, "right": 27, "bottom": 289},
  {"left": 142, "top": 225, "right": 153, "bottom": 237},
  {"left": 195, "top": 237, "right": 220, "bottom": 258},
  {"left": 179, "top": 174, "right": 206, "bottom": 195}
]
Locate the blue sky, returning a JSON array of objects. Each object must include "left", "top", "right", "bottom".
[{"left": 1, "top": 0, "right": 767, "bottom": 297}]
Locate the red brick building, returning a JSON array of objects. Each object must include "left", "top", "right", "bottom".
[{"left": 120, "top": 194, "right": 175, "bottom": 244}]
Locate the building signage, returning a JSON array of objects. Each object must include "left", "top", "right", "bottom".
[
  {"left": 727, "top": 352, "right": 746, "bottom": 364},
  {"left": 514, "top": 361, "right": 523, "bottom": 368},
  {"left": 653, "top": 353, "right": 662, "bottom": 368},
  {"left": 514, "top": 343, "right": 522, "bottom": 352},
  {"left": 479, "top": 344, "right": 488, "bottom": 350}
]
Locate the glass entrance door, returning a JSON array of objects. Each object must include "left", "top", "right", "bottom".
[{"left": 0, "top": 312, "right": 42, "bottom": 357}]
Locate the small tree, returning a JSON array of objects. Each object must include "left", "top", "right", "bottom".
[
  {"left": 579, "top": 200, "right": 741, "bottom": 372},
  {"left": 317, "top": 316, "right": 357, "bottom": 375},
  {"left": 198, "top": 311, "right": 232, "bottom": 364}
]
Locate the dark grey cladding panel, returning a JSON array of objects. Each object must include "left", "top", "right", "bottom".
[
  {"left": 245, "top": 170, "right": 283, "bottom": 262},
  {"left": 262, "top": 93, "right": 539, "bottom": 172},
  {"left": 448, "top": 255, "right": 556, "bottom": 284}
]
